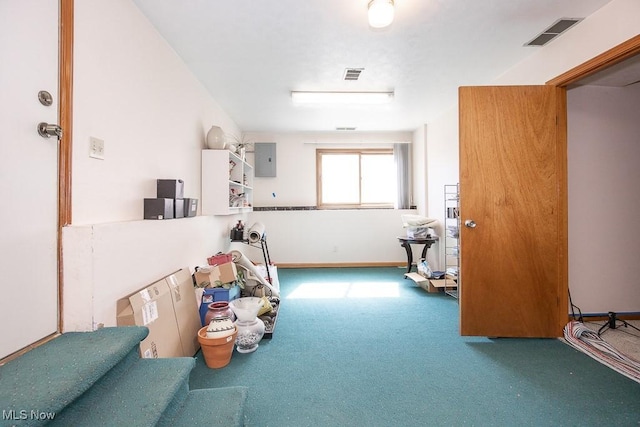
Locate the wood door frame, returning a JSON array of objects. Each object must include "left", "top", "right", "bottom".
[
  {"left": 547, "top": 35, "right": 640, "bottom": 87},
  {"left": 546, "top": 35, "right": 640, "bottom": 324},
  {"left": 58, "top": 0, "right": 73, "bottom": 332}
]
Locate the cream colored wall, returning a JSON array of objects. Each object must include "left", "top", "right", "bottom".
[
  {"left": 244, "top": 131, "right": 412, "bottom": 207},
  {"left": 425, "top": 110, "right": 459, "bottom": 270},
  {"left": 248, "top": 209, "right": 417, "bottom": 266},
  {"left": 424, "top": 0, "right": 640, "bottom": 313},
  {"left": 63, "top": 0, "right": 246, "bottom": 331},
  {"left": 72, "top": 0, "right": 239, "bottom": 225},
  {"left": 493, "top": 0, "right": 640, "bottom": 85},
  {"left": 62, "top": 0, "right": 640, "bottom": 331},
  {"left": 567, "top": 84, "right": 640, "bottom": 313},
  {"left": 243, "top": 131, "right": 420, "bottom": 265},
  {"left": 412, "top": 125, "right": 427, "bottom": 216}
]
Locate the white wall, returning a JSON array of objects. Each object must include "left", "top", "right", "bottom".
[
  {"left": 412, "top": 125, "right": 427, "bottom": 215},
  {"left": 424, "top": 0, "right": 640, "bottom": 313},
  {"left": 61, "top": 0, "right": 640, "bottom": 331},
  {"left": 493, "top": 0, "right": 640, "bottom": 86},
  {"left": 244, "top": 131, "right": 412, "bottom": 207},
  {"left": 63, "top": 0, "right": 245, "bottom": 331},
  {"left": 249, "top": 209, "right": 417, "bottom": 265},
  {"left": 425, "top": 109, "right": 459, "bottom": 269},
  {"left": 567, "top": 84, "right": 640, "bottom": 313},
  {"left": 72, "top": 0, "right": 239, "bottom": 224},
  {"left": 240, "top": 130, "right": 427, "bottom": 266}
]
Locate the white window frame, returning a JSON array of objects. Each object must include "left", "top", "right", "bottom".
[{"left": 316, "top": 148, "right": 395, "bottom": 209}]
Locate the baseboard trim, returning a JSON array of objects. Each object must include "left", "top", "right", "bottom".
[
  {"left": 0, "top": 332, "right": 61, "bottom": 366},
  {"left": 275, "top": 262, "right": 406, "bottom": 269}
]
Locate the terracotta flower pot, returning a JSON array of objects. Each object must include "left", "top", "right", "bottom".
[{"left": 197, "top": 326, "right": 237, "bottom": 369}]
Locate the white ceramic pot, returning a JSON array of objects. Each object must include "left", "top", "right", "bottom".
[
  {"left": 206, "top": 126, "right": 225, "bottom": 149},
  {"left": 206, "top": 316, "right": 235, "bottom": 338}
]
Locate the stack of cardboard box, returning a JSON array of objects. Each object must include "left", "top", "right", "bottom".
[
  {"left": 116, "top": 268, "right": 201, "bottom": 358},
  {"left": 193, "top": 261, "right": 241, "bottom": 326},
  {"left": 144, "top": 179, "right": 198, "bottom": 220}
]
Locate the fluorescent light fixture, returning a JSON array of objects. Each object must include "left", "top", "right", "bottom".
[
  {"left": 291, "top": 91, "right": 394, "bottom": 105},
  {"left": 368, "top": 0, "right": 395, "bottom": 29}
]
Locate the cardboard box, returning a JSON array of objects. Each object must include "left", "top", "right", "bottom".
[
  {"left": 166, "top": 269, "right": 201, "bottom": 357},
  {"left": 207, "top": 253, "right": 233, "bottom": 266},
  {"left": 144, "top": 198, "right": 174, "bottom": 220},
  {"left": 211, "top": 262, "right": 237, "bottom": 285},
  {"left": 183, "top": 198, "right": 198, "bottom": 217},
  {"left": 426, "top": 278, "right": 458, "bottom": 293},
  {"left": 174, "top": 199, "right": 185, "bottom": 219},
  {"left": 403, "top": 273, "right": 456, "bottom": 293},
  {"left": 157, "top": 179, "right": 184, "bottom": 199},
  {"left": 193, "top": 262, "right": 237, "bottom": 287},
  {"left": 199, "top": 286, "right": 241, "bottom": 326},
  {"left": 116, "top": 279, "right": 183, "bottom": 358}
]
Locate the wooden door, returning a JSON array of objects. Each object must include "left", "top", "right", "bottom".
[
  {"left": 0, "top": 0, "right": 60, "bottom": 358},
  {"left": 458, "top": 85, "right": 568, "bottom": 338}
]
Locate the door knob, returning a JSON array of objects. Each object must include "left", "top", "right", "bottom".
[
  {"left": 37, "top": 122, "right": 63, "bottom": 139},
  {"left": 464, "top": 219, "right": 477, "bottom": 228}
]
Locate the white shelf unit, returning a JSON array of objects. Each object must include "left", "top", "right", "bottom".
[
  {"left": 444, "top": 184, "right": 460, "bottom": 299},
  {"left": 201, "top": 150, "right": 253, "bottom": 215}
]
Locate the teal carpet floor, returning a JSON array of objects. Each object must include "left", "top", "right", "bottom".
[{"left": 189, "top": 267, "right": 640, "bottom": 427}]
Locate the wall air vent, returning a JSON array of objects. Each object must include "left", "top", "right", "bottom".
[
  {"left": 336, "top": 127, "right": 357, "bottom": 131},
  {"left": 343, "top": 68, "right": 364, "bottom": 81},
  {"left": 524, "top": 18, "right": 582, "bottom": 47}
]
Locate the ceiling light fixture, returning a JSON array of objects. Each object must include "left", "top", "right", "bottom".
[
  {"left": 291, "top": 91, "right": 394, "bottom": 105},
  {"left": 368, "top": 0, "right": 395, "bottom": 29}
]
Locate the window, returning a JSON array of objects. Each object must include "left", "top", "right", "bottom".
[{"left": 316, "top": 149, "right": 396, "bottom": 208}]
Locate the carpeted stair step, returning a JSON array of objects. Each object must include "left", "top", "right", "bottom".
[
  {"left": 50, "top": 357, "right": 195, "bottom": 426},
  {"left": 157, "top": 386, "right": 248, "bottom": 427},
  {"left": 0, "top": 326, "right": 149, "bottom": 426}
]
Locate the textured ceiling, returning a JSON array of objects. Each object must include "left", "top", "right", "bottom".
[{"left": 132, "top": 0, "right": 615, "bottom": 132}]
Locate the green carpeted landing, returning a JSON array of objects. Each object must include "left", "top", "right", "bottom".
[
  {"left": 0, "top": 326, "right": 247, "bottom": 426},
  {"left": 189, "top": 267, "right": 640, "bottom": 427},
  {"left": 0, "top": 326, "right": 149, "bottom": 419}
]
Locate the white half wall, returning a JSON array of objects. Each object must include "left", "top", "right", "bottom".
[
  {"left": 248, "top": 209, "right": 439, "bottom": 268},
  {"left": 63, "top": 216, "right": 239, "bottom": 331}
]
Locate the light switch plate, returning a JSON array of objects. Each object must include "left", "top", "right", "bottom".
[{"left": 89, "top": 137, "right": 105, "bottom": 160}]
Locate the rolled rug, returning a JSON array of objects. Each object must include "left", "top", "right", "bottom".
[
  {"left": 230, "top": 250, "right": 280, "bottom": 297},
  {"left": 248, "top": 222, "right": 266, "bottom": 243}
]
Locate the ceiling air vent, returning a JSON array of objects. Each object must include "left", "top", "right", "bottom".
[
  {"left": 524, "top": 18, "right": 582, "bottom": 47},
  {"left": 343, "top": 68, "right": 364, "bottom": 81}
]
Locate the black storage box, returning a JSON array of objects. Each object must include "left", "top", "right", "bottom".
[
  {"left": 174, "top": 199, "right": 185, "bottom": 219},
  {"left": 157, "top": 179, "right": 184, "bottom": 199},
  {"left": 144, "top": 198, "right": 174, "bottom": 220},
  {"left": 183, "top": 198, "right": 198, "bottom": 217}
]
